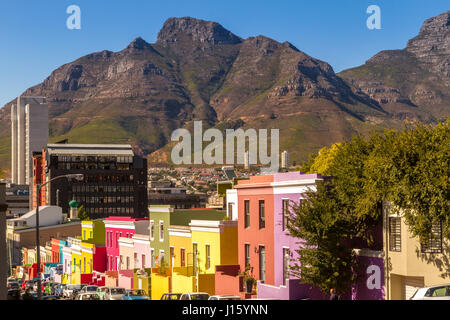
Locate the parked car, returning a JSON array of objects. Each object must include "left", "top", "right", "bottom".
[
  {"left": 23, "top": 280, "right": 34, "bottom": 290},
  {"left": 74, "top": 292, "right": 101, "bottom": 300},
  {"left": 160, "top": 293, "right": 182, "bottom": 300},
  {"left": 7, "top": 282, "right": 20, "bottom": 290},
  {"left": 410, "top": 284, "right": 450, "bottom": 300},
  {"left": 123, "top": 289, "right": 149, "bottom": 300},
  {"left": 208, "top": 295, "right": 241, "bottom": 300},
  {"left": 54, "top": 283, "right": 66, "bottom": 297},
  {"left": 7, "top": 289, "right": 22, "bottom": 300},
  {"left": 79, "top": 285, "right": 99, "bottom": 294},
  {"left": 63, "top": 284, "right": 83, "bottom": 299},
  {"left": 97, "top": 286, "right": 126, "bottom": 300},
  {"left": 180, "top": 292, "right": 210, "bottom": 300}
]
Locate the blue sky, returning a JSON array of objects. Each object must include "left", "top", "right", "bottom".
[{"left": 0, "top": 0, "right": 448, "bottom": 107}]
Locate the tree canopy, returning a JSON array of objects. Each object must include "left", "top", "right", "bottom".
[{"left": 288, "top": 120, "right": 449, "bottom": 295}]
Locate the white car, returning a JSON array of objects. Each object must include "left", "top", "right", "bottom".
[
  {"left": 103, "top": 287, "right": 127, "bottom": 300},
  {"left": 180, "top": 292, "right": 210, "bottom": 300},
  {"left": 410, "top": 284, "right": 450, "bottom": 300},
  {"left": 208, "top": 295, "right": 241, "bottom": 300},
  {"left": 63, "top": 284, "right": 83, "bottom": 299},
  {"left": 79, "top": 285, "right": 99, "bottom": 294},
  {"left": 74, "top": 292, "right": 101, "bottom": 300}
]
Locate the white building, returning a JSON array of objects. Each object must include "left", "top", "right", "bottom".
[
  {"left": 11, "top": 96, "right": 49, "bottom": 185},
  {"left": 225, "top": 188, "right": 238, "bottom": 221},
  {"left": 281, "top": 150, "right": 290, "bottom": 169},
  {"left": 7, "top": 206, "right": 63, "bottom": 228}
]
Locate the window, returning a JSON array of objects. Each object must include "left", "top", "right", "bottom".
[
  {"left": 90, "top": 231, "right": 93, "bottom": 239},
  {"left": 244, "top": 200, "right": 250, "bottom": 228},
  {"left": 159, "top": 221, "right": 164, "bottom": 242},
  {"left": 282, "top": 199, "right": 290, "bottom": 231},
  {"left": 180, "top": 248, "right": 185, "bottom": 267},
  {"left": 83, "top": 230, "right": 86, "bottom": 240},
  {"left": 116, "top": 232, "right": 119, "bottom": 248},
  {"left": 150, "top": 221, "right": 155, "bottom": 240},
  {"left": 389, "top": 217, "right": 401, "bottom": 252},
  {"left": 205, "top": 245, "right": 210, "bottom": 270},
  {"left": 134, "top": 253, "right": 138, "bottom": 266},
  {"left": 259, "top": 246, "right": 266, "bottom": 282},
  {"left": 126, "top": 256, "right": 130, "bottom": 270},
  {"left": 421, "top": 221, "right": 443, "bottom": 253},
  {"left": 170, "top": 247, "right": 174, "bottom": 267},
  {"left": 228, "top": 203, "right": 233, "bottom": 220},
  {"left": 141, "top": 254, "right": 145, "bottom": 269},
  {"left": 245, "top": 244, "right": 250, "bottom": 268},
  {"left": 259, "top": 200, "right": 265, "bottom": 229},
  {"left": 159, "top": 250, "right": 165, "bottom": 265},
  {"left": 283, "top": 248, "right": 290, "bottom": 285},
  {"left": 193, "top": 243, "right": 198, "bottom": 274},
  {"left": 150, "top": 249, "right": 155, "bottom": 268}
]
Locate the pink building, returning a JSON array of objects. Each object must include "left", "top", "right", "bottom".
[{"left": 104, "top": 217, "right": 149, "bottom": 272}]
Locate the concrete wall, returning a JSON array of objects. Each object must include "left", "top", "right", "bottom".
[{"left": 150, "top": 271, "right": 170, "bottom": 300}]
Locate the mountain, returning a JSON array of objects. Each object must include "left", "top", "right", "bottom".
[
  {"left": 0, "top": 14, "right": 449, "bottom": 174},
  {"left": 339, "top": 11, "right": 450, "bottom": 122}
]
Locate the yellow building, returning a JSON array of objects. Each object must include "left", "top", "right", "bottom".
[
  {"left": 81, "top": 243, "right": 95, "bottom": 274},
  {"left": 70, "top": 238, "right": 82, "bottom": 284},
  {"left": 169, "top": 225, "right": 194, "bottom": 294},
  {"left": 188, "top": 220, "right": 238, "bottom": 295},
  {"left": 384, "top": 207, "right": 450, "bottom": 300},
  {"left": 81, "top": 220, "right": 105, "bottom": 244}
]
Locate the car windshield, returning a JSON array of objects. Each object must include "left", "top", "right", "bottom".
[
  {"left": 111, "top": 288, "right": 126, "bottom": 295},
  {"left": 67, "top": 285, "right": 81, "bottom": 290},
  {"left": 191, "top": 294, "right": 209, "bottom": 300},
  {"left": 86, "top": 286, "right": 98, "bottom": 291},
  {"left": 128, "top": 290, "right": 145, "bottom": 296},
  {"left": 83, "top": 294, "right": 100, "bottom": 300}
]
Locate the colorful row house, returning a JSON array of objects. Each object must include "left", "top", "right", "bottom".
[
  {"left": 104, "top": 216, "right": 149, "bottom": 286},
  {"left": 218, "top": 171, "right": 387, "bottom": 300}
]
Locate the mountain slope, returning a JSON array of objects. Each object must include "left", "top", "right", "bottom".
[
  {"left": 339, "top": 11, "right": 450, "bottom": 122},
  {"left": 1, "top": 14, "right": 448, "bottom": 174}
]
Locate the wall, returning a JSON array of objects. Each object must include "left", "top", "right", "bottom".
[
  {"left": 385, "top": 213, "right": 449, "bottom": 299},
  {"left": 133, "top": 269, "right": 151, "bottom": 296},
  {"left": 257, "top": 279, "right": 325, "bottom": 300},
  {"left": 215, "top": 265, "right": 241, "bottom": 295},
  {"left": 150, "top": 271, "right": 171, "bottom": 300},
  {"left": 352, "top": 255, "right": 385, "bottom": 300},
  {"left": 168, "top": 228, "right": 192, "bottom": 268},
  {"left": 172, "top": 267, "right": 196, "bottom": 294},
  {"left": 219, "top": 224, "right": 238, "bottom": 265},
  {"left": 226, "top": 189, "right": 238, "bottom": 221},
  {"left": 236, "top": 174, "right": 275, "bottom": 285}
]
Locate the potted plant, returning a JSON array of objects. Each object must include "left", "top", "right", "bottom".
[{"left": 239, "top": 265, "right": 256, "bottom": 293}]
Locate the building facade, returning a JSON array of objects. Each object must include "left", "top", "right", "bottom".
[
  {"left": 11, "top": 96, "right": 49, "bottom": 185},
  {"left": 34, "top": 143, "right": 148, "bottom": 219},
  {"left": 384, "top": 204, "right": 449, "bottom": 300}
]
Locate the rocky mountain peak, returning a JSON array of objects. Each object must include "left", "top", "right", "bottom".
[
  {"left": 127, "top": 37, "right": 152, "bottom": 50},
  {"left": 156, "top": 17, "right": 242, "bottom": 45},
  {"left": 406, "top": 11, "right": 449, "bottom": 77}
]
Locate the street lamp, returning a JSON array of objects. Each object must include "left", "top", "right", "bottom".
[{"left": 35, "top": 173, "right": 83, "bottom": 300}]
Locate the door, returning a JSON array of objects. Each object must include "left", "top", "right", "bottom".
[
  {"left": 404, "top": 276, "right": 424, "bottom": 300},
  {"left": 259, "top": 246, "right": 265, "bottom": 282}
]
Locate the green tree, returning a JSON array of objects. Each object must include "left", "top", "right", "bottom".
[
  {"left": 77, "top": 205, "right": 90, "bottom": 221},
  {"left": 288, "top": 120, "right": 449, "bottom": 295}
]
